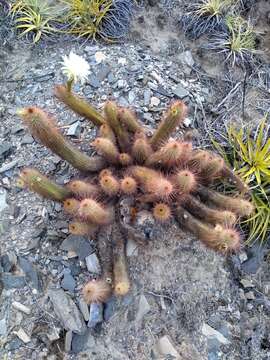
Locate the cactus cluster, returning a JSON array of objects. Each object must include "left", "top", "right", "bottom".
[{"left": 17, "top": 83, "right": 253, "bottom": 306}]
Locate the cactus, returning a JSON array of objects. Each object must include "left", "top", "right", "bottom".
[
  {"left": 19, "top": 168, "right": 71, "bottom": 201},
  {"left": 17, "top": 107, "right": 105, "bottom": 172},
  {"left": 99, "top": 174, "right": 120, "bottom": 196},
  {"left": 91, "top": 137, "right": 120, "bottom": 164},
  {"left": 132, "top": 131, "right": 153, "bottom": 164},
  {"left": 54, "top": 85, "right": 105, "bottom": 126},
  {"left": 79, "top": 199, "right": 114, "bottom": 225},
  {"left": 18, "top": 89, "right": 254, "bottom": 307},
  {"left": 153, "top": 203, "right": 171, "bottom": 222},
  {"left": 112, "top": 224, "right": 130, "bottom": 296},
  {"left": 120, "top": 177, "right": 137, "bottom": 195},
  {"left": 150, "top": 101, "right": 187, "bottom": 149}
]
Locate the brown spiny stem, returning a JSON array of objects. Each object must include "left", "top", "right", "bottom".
[
  {"left": 132, "top": 132, "right": 153, "bottom": 164},
  {"left": 175, "top": 206, "right": 241, "bottom": 253},
  {"left": 18, "top": 107, "right": 106, "bottom": 172},
  {"left": 196, "top": 185, "right": 254, "bottom": 217},
  {"left": 221, "top": 165, "right": 249, "bottom": 193},
  {"left": 91, "top": 137, "right": 120, "bottom": 164},
  {"left": 112, "top": 223, "right": 130, "bottom": 296},
  {"left": 150, "top": 100, "right": 187, "bottom": 149},
  {"left": 99, "top": 123, "right": 116, "bottom": 144},
  {"left": 182, "top": 195, "right": 237, "bottom": 227},
  {"left": 104, "top": 101, "right": 130, "bottom": 151},
  {"left": 19, "top": 168, "right": 71, "bottom": 201},
  {"left": 97, "top": 226, "right": 114, "bottom": 285},
  {"left": 67, "top": 180, "right": 100, "bottom": 199},
  {"left": 118, "top": 107, "right": 144, "bottom": 133},
  {"left": 69, "top": 221, "right": 99, "bottom": 235},
  {"left": 79, "top": 199, "right": 114, "bottom": 225},
  {"left": 54, "top": 84, "right": 105, "bottom": 126}
]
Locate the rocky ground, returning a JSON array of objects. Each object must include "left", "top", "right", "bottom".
[{"left": 0, "top": 1, "right": 270, "bottom": 359}]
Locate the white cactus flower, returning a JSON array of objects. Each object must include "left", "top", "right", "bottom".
[{"left": 61, "top": 51, "right": 90, "bottom": 85}]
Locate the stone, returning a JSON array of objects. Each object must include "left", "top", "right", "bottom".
[
  {"left": 117, "top": 79, "right": 127, "bottom": 89},
  {"left": 21, "top": 134, "right": 34, "bottom": 144},
  {"left": 128, "top": 90, "right": 136, "bottom": 104},
  {"left": 79, "top": 298, "right": 90, "bottom": 322},
  {"left": 155, "top": 336, "right": 180, "bottom": 358},
  {"left": 172, "top": 84, "right": 189, "bottom": 99},
  {"left": 88, "top": 302, "right": 103, "bottom": 328},
  {"left": 136, "top": 295, "right": 151, "bottom": 322},
  {"left": 240, "top": 278, "right": 254, "bottom": 288},
  {"left": 126, "top": 238, "right": 139, "bottom": 257},
  {"left": 178, "top": 340, "right": 201, "bottom": 360},
  {"left": 104, "top": 296, "right": 117, "bottom": 322},
  {"left": 0, "top": 160, "right": 18, "bottom": 173},
  {"left": 241, "top": 242, "right": 266, "bottom": 274},
  {"left": 85, "top": 253, "right": 101, "bottom": 274},
  {"left": 47, "top": 327, "right": 61, "bottom": 342},
  {"left": 18, "top": 257, "right": 40, "bottom": 290},
  {"left": 14, "top": 328, "right": 31, "bottom": 343},
  {"left": 183, "top": 117, "right": 192, "bottom": 127},
  {"left": 96, "top": 64, "right": 111, "bottom": 82},
  {"left": 245, "top": 291, "right": 256, "bottom": 300},
  {"left": 107, "top": 73, "right": 116, "bottom": 84},
  {"left": 88, "top": 75, "right": 100, "bottom": 89},
  {"left": 72, "top": 329, "right": 96, "bottom": 353},
  {"left": 144, "top": 89, "right": 151, "bottom": 106},
  {"left": 0, "top": 318, "right": 7, "bottom": 336},
  {"left": 178, "top": 50, "right": 194, "bottom": 74},
  {"left": 1, "top": 252, "right": 17, "bottom": 272},
  {"left": 0, "top": 188, "right": 8, "bottom": 213},
  {"left": 150, "top": 96, "right": 160, "bottom": 107},
  {"left": 1, "top": 274, "right": 26, "bottom": 289},
  {"left": 65, "top": 330, "right": 73, "bottom": 352},
  {"left": 48, "top": 289, "right": 87, "bottom": 335},
  {"left": 0, "top": 142, "right": 12, "bottom": 159},
  {"left": 12, "top": 301, "right": 31, "bottom": 315},
  {"left": 202, "top": 323, "right": 230, "bottom": 345},
  {"left": 11, "top": 124, "right": 25, "bottom": 134},
  {"left": 7, "top": 337, "right": 23, "bottom": 351},
  {"left": 67, "top": 122, "right": 81, "bottom": 137},
  {"left": 60, "top": 235, "right": 93, "bottom": 261},
  {"left": 94, "top": 51, "right": 106, "bottom": 64},
  {"left": 238, "top": 251, "right": 248, "bottom": 263},
  {"left": 61, "top": 272, "right": 76, "bottom": 292}
]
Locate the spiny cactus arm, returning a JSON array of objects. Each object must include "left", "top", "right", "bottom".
[
  {"left": 17, "top": 107, "right": 105, "bottom": 172},
  {"left": 182, "top": 195, "right": 237, "bottom": 227},
  {"left": 91, "top": 137, "right": 120, "bottom": 164},
  {"left": 221, "top": 165, "right": 249, "bottom": 193},
  {"left": 19, "top": 168, "right": 71, "bottom": 201},
  {"left": 150, "top": 101, "right": 187, "bottom": 150},
  {"left": 131, "top": 132, "right": 153, "bottom": 164},
  {"left": 112, "top": 223, "right": 130, "bottom": 296},
  {"left": 175, "top": 206, "right": 241, "bottom": 254},
  {"left": 117, "top": 107, "right": 144, "bottom": 133},
  {"left": 104, "top": 101, "right": 130, "bottom": 151},
  {"left": 99, "top": 123, "right": 117, "bottom": 144},
  {"left": 69, "top": 221, "right": 99, "bottom": 236},
  {"left": 54, "top": 85, "right": 105, "bottom": 126},
  {"left": 97, "top": 226, "right": 114, "bottom": 285},
  {"left": 79, "top": 199, "right": 115, "bottom": 225},
  {"left": 196, "top": 185, "right": 254, "bottom": 217}
]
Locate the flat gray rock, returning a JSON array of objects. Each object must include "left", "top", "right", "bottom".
[
  {"left": 48, "top": 289, "right": 87, "bottom": 335},
  {"left": 1, "top": 273, "right": 26, "bottom": 289}
]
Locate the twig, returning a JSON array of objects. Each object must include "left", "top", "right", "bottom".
[
  {"left": 241, "top": 71, "right": 248, "bottom": 121},
  {"left": 212, "top": 81, "right": 242, "bottom": 113}
]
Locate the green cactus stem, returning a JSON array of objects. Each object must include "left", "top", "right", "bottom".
[
  {"left": 104, "top": 101, "right": 130, "bottom": 151},
  {"left": 19, "top": 168, "right": 71, "bottom": 201},
  {"left": 54, "top": 85, "right": 105, "bottom": 126},
  {"left": 18, "top": 107, "right": 106, "bottom": 172},
  {"left": 150, "top": 101, "right": 187, "bottom": 149}
]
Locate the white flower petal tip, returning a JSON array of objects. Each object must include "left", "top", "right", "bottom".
[
  {"left": 61, "top": 51, "right": 90, "bottom": 84},
  {"left": 94, "top": 51, "right": 106, "bottom": 64}
]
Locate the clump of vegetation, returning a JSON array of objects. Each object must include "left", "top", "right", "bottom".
[
  {"left": 208, "top": 15, "right": 257, "bottom": 66},
  {"left": 17, "top": 52, "right": 253, "bottom": 306},
  {"left": 213, "top": 118, "right": 270, "bottom": 244},
  {"left": 10, "top": 0, "right": 64, "bottom": 43},
  {"left": 9, "top": 0, "right": 135, "bottom": 43},
  {"left": 179, "top": 0, "right": 231, "bottom": 39}
]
